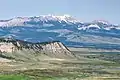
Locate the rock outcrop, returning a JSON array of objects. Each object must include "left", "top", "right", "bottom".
[{"left": 0, "top": 38, "right": 73, "bottom": 61}]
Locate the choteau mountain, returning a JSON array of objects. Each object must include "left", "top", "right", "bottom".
[
  {"left": 0, "top": 15, "right": 120, "bottom": 49},
  {"left": 0, "top": 38, "right": 74, "bottom": 61}
]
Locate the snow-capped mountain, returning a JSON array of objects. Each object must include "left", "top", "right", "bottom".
[
  {"left": 0, "top": 15, "right": 120, "bottom": 49},
  {"left": 0, "top": 15, "right": 119, "bottom": 30},
  {"left": 0, "top": 15, "right": 80, "bottom": 27}
]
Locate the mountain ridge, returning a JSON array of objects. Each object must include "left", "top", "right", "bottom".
[
  {"left": 0, "top": 15, "right": 120, "bottom": 49},
  {"left": 0, "top": 38, "right": 73, "bottom": 60},
  {"left": 0, "top": 15, "right": 119, "bottom": 30}
]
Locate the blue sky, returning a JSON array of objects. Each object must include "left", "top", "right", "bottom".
[{"left": 0, "top": 0, "right": 120, "bottom": 24}]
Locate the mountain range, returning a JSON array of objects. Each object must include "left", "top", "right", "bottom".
[{"left": 0, "top": 15, "right": 120, "bottom": 49}]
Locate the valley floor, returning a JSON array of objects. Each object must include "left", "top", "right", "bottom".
[{"left": 0, "top": 47, "right": 120, "bottom": 80}]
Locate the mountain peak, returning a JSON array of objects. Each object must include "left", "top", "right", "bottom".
[
  {"left": 93, "top": 20, "right": 110, "bottom": 25},
  {"left": 0, "top": 15, "right": 80, "bottom": 27}
]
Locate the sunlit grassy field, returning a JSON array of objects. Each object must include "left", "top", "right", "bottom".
[
  {"left": 0, "top": 47, "right": 120, "bottom": 80},
  {"left": 0, "top": 75, "right": 29, "bottom": 80}
]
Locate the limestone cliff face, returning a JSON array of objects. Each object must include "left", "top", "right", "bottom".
[
  {"left": 41, "top": 42, "right": 73, "bottom": 58},
  {"left": 0, "top": 38, "right": 73, "bottom": 60}
]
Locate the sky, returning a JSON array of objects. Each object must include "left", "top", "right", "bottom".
[{"left": 0, "top": 0, "right": 120, "bottom": 24}]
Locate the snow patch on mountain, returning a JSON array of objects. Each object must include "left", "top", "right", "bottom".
[
  {"left": 0, "top": 17, "right": 30, "bottom": 27},
  {"left": 78, "top": 24, "right": 100, "bottom": 30},
  {"left": 93, "top": 20, "right": 110, "bottom": 25},
  {"left": 87, "top": 24, "right": 100, "bottom": 29},
  {"left": 0, "top": 22, "right": 6, "bottom": 26},
  {"left": 43, "top": 23, "right": 54, "bottom": 27}
]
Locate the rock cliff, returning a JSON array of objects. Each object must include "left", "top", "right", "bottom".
[{"left": 0, "top": 38, "right": 73, "bottom": 61}]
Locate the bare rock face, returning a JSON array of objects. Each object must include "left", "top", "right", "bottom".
[
  {"left": 0, "top": 38, "right": 73, "bottom": 61},
  {"left": 41, "top": 41, "right": 73, "bottom": 58}
]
